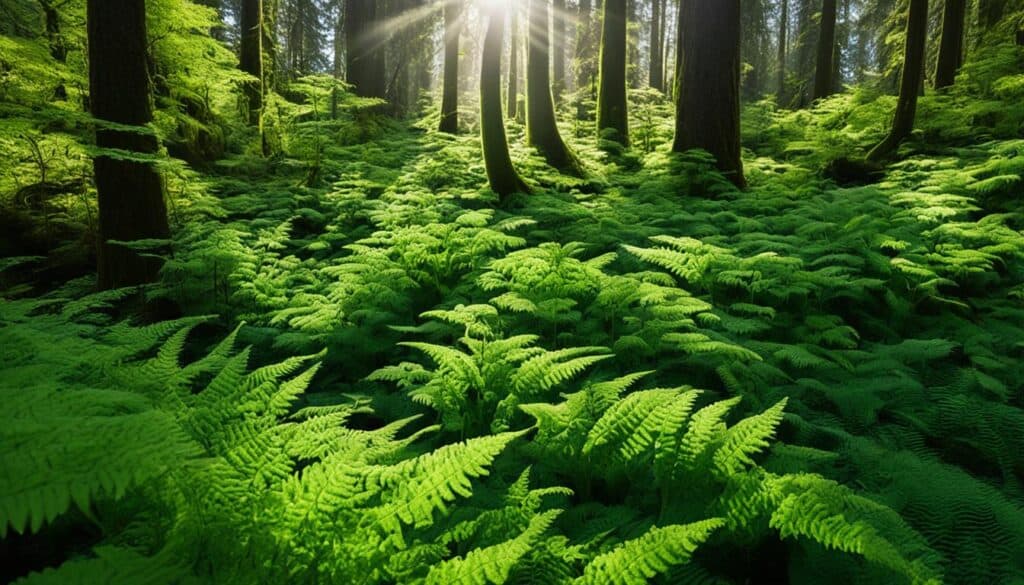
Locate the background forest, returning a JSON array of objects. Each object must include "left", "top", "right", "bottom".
[{"left": 2, "top": 0, "right": 1024, "bottom": 583}]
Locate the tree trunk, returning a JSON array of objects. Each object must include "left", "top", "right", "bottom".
[
  {"left": 481, "top": 2, "right": 529, "bottom": 197},
  {"left": 812, "top": 0, "right": 837, "bottom": 100},
  {"left": 439, "top": 0, "right": 461, "bottom": 132},
  {"left": 649, "top": 0, "right": 663, "bottom": 90},
  {"left": 87, "top": 0, "right": 171, "bottom": 289},
  {"left": 346, "top": 0, "right": 386, "bottom": 99},
  {"left": 627, "top": 0, "right": 641, "bottom": 88},
  {"left": 575, "top": 0, "right": 596, "bottom": 92},
  {"left": 597, "top": 0, "right": 629, "bottom": 145},
  {"left": 240, "top": 0, "right": 264, "bottom": 126},
  {"left": 508, "top": 3, "right": 520, "bottom": 119},
  {"left": 867, "top": 0, "right": 927, "bottom": 162},
  {"left": 978, "top": 0, "right": 1006, "bottom": 27},
  {"left": 673, "top": 0, "right": 745, "bottom": 189},
  {"left": 934, "top": 0, "right": 965, "bottom": 89},
  {"left": 777, "top": 0, "right": 787, "bottom": 105},
  {"left": 263, "top": 0, "right": 278, "bottom": 91},
  {"left": 553, "top": 0, "right": 567, "bottom": 98},
  {"left": 528, "top": 0, "right": 582, "bottom": 175}
]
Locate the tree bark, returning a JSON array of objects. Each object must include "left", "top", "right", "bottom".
[
  {"left": 867, "top": 0, "right": 927, "bottom": 162},
  {"left": 87, "top": 0, "right": 171, "bottom": 289},
  {"left": 673, "top": 0, "right": 745, "bottom": 188},
  {"left": 508, "top": 3, "right": 520, "bottom": 119},
  {"left": 649, "top": 0, "right": 663, "bottom": 90},
  {"left": 346, "top": 0, "right": 386, "bottom": 99},
  {"left": 777, "top": 0, "right": 788, "bottom": 105},
  {"left": 553, "top": 0, "right": 567, "bottom": 98},
  {"left": 575, "top": 0, "right": 596, "bottom": 91},
  {"left": 812, "top": 0, "right": 837, "bottom": 100},
  {"left": 528, "top": 0, "right": 582, "bottom": 175},
  {"left": 240, "top": 0, "right": 264, "bottom": 126},
  {"left": 439, "top": 0, "right": 461, "bottom": 132},
  {"left": 978, "top": 0, "right": 1006, "bottom": 28},
  {"left": 934, "top": 0, "right": 965, "bottom": 89},
  {"left": 481, "top": 2, "right": 529, "bottom": 197},
  {"left": 597, "top": 0, "right": 629, "bottom": 145}
]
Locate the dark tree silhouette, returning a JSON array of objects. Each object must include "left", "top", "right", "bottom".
[
  {"left": 673, "top": 0, "right": 745, "bottom": 188},
  {"left": 87, "top": 0, "right": 171, "bottom": 289}
]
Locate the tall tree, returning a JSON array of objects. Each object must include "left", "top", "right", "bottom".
[
  {"left": 867, "top": 0, "right": 928, "bottom": 161},
  {"left": 673, "top": 0, "right": 745, "bottom": 188},
  {"left": 649, "top": 0, "right": 663, "bottom": 90},
  {"left": 346, "top": 0, "right": 386, "bottom": 98},
  {"left": 481, "top": 0, "right": 529, "bottom": 196},
  {"left": 508, "top": 2, "right": 521, "bottom": 119},
  {"left": 240, "top": 0, "right": 264, "bottom": 126},
  {"left": 597, "top": 0, "right": 629, "bottom": 145},
  {"left": 575, "top": 0, "right": 597, "bottom": 92},
  {"left": 812, "top": 0, "right": 837, "bottom": 100},
  {"left": 87, "top": 0, "right": 171, "bottom": 289},
  {"left": 777, "top": 0, "right": 788, "bottom": 104},
  {"left": 439, "top": 0, "right": 461, "bottom": 132},
  {"left": 528, "top": 0, "right": 583, "bottom": 174},
  {"left": 553, "top": 0, "right": 567, "bottom": 97},
  {"left": 934, "top": 0, "right": 965, "bottom": 89}
]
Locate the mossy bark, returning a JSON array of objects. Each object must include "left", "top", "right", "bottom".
[
  {"left": 527, "top": 0, "right": 583, "bottom": 176},
  {"left": 240, "top": 0, "right": 263, "bottom": 126},
  {"left": 934, "top": 0, "right": 965, "bottom": 89},
  {"left": 673, "top": 0, "right": 745, "bottom": 189},
  {"left": 867, "top": 0, "right": 928, "bottom": 162},
  {"left": 439, "top": 0, "right": 461, "bottom": 133},
  {"left": 87, "top": 0, "right": 171, "bottom": 289},
  {"left": 481, "top": 2, "right": 529, "bottom": 197},
  {"left": 597, "top": 0, "right": 629, "bottom": 146}
]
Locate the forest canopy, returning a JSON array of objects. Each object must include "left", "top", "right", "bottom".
[{"left": 2, "top": 0, "right": 1024, "bottom": 583}]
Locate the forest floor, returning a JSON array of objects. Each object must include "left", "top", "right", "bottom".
[{"left": 3, "top": 103, "right": 1024, "bottom": 582}]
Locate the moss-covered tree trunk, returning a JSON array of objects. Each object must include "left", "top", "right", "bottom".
[
  {"left": 812, "top": 0, "right": 837, "bottom": 100},
  {"left": 597, "top": 0, "right": 629, "bottom": 145},
  {"left": 345, "top": 0, "right": 386, "bottom": 99},
  {"left": 439, "top": 0, "right": 461, "bottom": 133},
  {"left": 777, "top": 0, "right": 788, "bottom": 105},
  {"left": 673, "top": 0, "right": 745, "bottom": 188},
  {"left": 934, "top": 0, "right": 965, "bottom": 89},
  {"left": 87, "top": 0, "right": 171, "bottom": 289},
  {"left": 240, "top": 0, "right": 264, "bottom": 126},
  {"left": 867, "top": 0, "right": 927, "bottom": 162},
  {"left": 481, "top": 1, "right": 529, "bottom": 197},
  {"left": 553, "top": 0, "right": 567, "bottom": 98},
  {"left": 508, "top": 3, "right": 520, "bottom": 119},
  {"left": 527, "top": 0, "right": 583, "bottom": 175},
  {"left": 649, "top": 0, "right": 663, "bottom": 91}
]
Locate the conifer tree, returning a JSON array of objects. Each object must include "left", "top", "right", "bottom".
[
  {"left": 673, "top": 0, "right": 745, "bottom": 188},
  {"left": 934, "top": 0, "right": 965, "bottom": 89},
  {"left": 597, "top": 0, "right": 629, "bottom": 145},
  {"left": 813, "top": 0, "right": 837, "bottom": 100},
  {"left": 481, "top": 0, "right": 529, "bottom": 196},
  {"left": 867, "top": 0, "right": 928, "bottom": 162},
  {"left": 439, "top": 0, "right": 461, "bottom": 132},
  {"left": 240, "top": 0, "right": 264, "bottom": 126},
  {"left": 527, "top": 0, "right": 583, "bottom": 175},
  {"left": 346, "top": 0, "right": 386, "bottom": 98},
  {"left": 508, "top": 2, "right": 521, "bottom": 119},
  {"left": 87, "top": 0, "right": 171, "bottom": 289}
]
